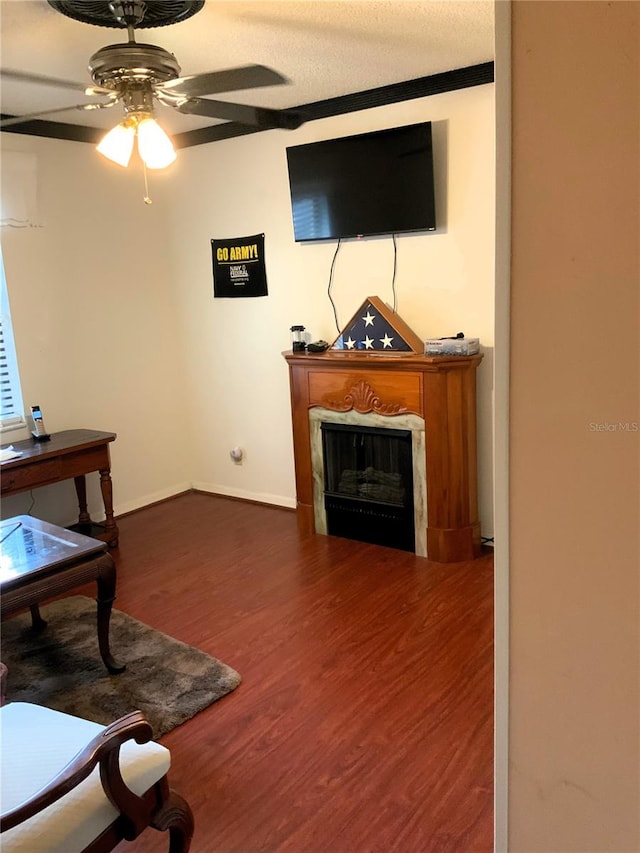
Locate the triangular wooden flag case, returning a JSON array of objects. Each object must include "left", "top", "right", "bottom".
[{"left": 331, "top": 296, "right": 423, "bottom": 353}]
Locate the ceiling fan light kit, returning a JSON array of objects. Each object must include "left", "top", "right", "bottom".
[
  {"left": 92, "top": 66, "right": 177, "bottom": 169},
  {"left": 96, "top": 113, "right": 176, "bottom": 169}
]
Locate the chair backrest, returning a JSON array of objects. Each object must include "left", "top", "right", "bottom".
[{"left": 1, "top": 702, "right": 193, "bottom": 852}]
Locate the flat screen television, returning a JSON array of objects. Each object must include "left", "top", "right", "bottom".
[{"left": 286, "top": 122, "right": 436, "bottom": 242}]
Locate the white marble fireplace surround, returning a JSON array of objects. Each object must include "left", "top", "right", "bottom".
[{"left": 309, "top": 407, "right": 427, "bottom": 557}]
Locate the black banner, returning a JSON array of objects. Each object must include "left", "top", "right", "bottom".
[{"left": 211, "top": 233, "right": 268, "bottom": 298}]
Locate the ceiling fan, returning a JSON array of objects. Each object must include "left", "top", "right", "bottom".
[{"left": 0, "top": 0, "right": 305, "bottom": 169}]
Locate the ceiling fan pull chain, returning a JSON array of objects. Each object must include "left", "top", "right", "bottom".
[{"left": 142, "top": 161, "right": 152, "bottom": 205}]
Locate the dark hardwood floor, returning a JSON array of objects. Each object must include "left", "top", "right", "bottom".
[{"left": 103, "top": 492, "right": 494, "bottom": 852}]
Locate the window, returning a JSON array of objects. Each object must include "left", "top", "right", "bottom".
[{"left": 0, "top": 249, "right": 25, "bottom": 432}]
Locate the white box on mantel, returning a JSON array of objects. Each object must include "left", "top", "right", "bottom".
[{"left": 424, "top": 337, "right": 480, "bottom": 356}]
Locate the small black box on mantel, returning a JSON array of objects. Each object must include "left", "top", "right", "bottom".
[{"left": 425, "top": 337, "right": 480, "bottom": 356}]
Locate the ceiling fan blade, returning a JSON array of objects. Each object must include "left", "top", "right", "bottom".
[
  {"left": 176, "top": 97, "right": 304, "bottom": 130},
  {"left": 160, "top": 64, "right": 288, "bottom": 98},
  {"left": 0, "top": 101, "right": 117, "bottom": 129},
  {"left": 0, "top": 68, "right": 88, "bottom": 93}
]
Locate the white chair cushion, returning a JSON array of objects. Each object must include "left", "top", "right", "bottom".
[{"left": 0, "top": 702, "right": 170, "bottom": 852}]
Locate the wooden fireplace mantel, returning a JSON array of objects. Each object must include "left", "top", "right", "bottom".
[{"left": 283, "top": 349, "right": 484, "bottom": 563}]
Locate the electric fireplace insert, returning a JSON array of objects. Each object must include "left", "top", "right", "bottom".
[{"left": 321, "top": 422, "right": 415, "bottom": 552}]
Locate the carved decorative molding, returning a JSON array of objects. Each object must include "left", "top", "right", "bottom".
[{"left": 326, "top": 380, "right": 409, "bottom": 415}]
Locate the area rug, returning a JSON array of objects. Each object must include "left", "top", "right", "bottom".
[{"left": 1, "top": 596, "right": 241, "bottom": 738}]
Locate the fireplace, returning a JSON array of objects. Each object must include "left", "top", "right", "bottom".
[
  {"left": 284, "top": 349, "right": 483, "bottom": 562},
  {"left": 321, "top": 422, "right": 415, "bottom": 551}
]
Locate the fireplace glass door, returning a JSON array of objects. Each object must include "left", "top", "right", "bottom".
[{"left": 321, "top": 422, "right": 415, "bottom": 552}]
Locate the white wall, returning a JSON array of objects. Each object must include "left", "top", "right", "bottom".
[
  {"left": 1, "top": 82, "right": 496, "bottom": 537},
  {"left": 1, "top": 136, "right": 193, "bottom": 525},
  {"left": 166, "top": 83, "right": 496, "bottom": 533}
]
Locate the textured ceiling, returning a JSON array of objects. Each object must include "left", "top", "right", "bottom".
[{"left": 0, "top": 1, "right": 494, "bottom": 134}]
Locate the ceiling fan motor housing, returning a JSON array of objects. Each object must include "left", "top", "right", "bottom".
[{"left": 89, "top": 42, "right": 181, "bottom": 89}]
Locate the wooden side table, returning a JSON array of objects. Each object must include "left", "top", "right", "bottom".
[{"left": 0, "top": 430, "right": 119, "bottom": 547}]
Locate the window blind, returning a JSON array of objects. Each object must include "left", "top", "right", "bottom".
[{"left": 0, "top": 253, "right": 25, "bottom": 431}]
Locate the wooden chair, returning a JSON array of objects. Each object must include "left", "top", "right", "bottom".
[{"left": 0, "top": 702, "right": 194, "bottom": 852}]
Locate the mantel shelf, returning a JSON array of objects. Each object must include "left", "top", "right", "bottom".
[{"left": 283, "top": 349, "right": 484, "bottom": 371}]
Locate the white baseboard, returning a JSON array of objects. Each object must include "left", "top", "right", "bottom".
[
  {"left": 191, "top": 481, "right": 296, "bottom": 510},
  {"left": 113, "top": 482, "right": 193, "bottom": 519}
]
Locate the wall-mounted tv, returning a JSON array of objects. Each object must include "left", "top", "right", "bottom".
[{"left": 286, "top": 121, "right": 436, "bottom": 243}]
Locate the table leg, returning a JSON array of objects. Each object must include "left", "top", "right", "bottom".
[
  {"left": 29, "top": 604, "right": 47, "bottom": 631},
  {"left": 74, "top": 475, "right": 93, "bottom": 528},
  {"left": 96, "top": 556, "right": 126, "bottom": 674},
  {"left": 99, "top": 467, "right": 119, "bottom": 548}
]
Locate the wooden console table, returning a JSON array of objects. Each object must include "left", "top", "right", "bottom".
[
  {"left": 0, "top": 430, "right": 119, "bottom": 548},
  {"left": 284, "top": 350, "right": 483, "bottom": 563}
]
